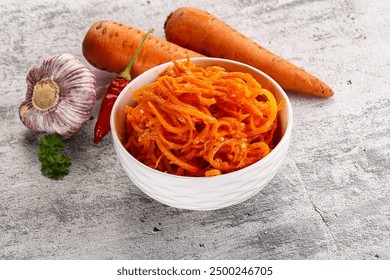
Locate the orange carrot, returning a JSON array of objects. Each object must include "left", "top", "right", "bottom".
[
  {"left": 164, "top": 7, "right": 334, "bottom": 97},
  {"left": 82, "top": 21, "right": 204, "bottom": 77}
]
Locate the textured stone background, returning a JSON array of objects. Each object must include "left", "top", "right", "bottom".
[{"left": 1, "top": 0, "right": 389, "bottom": 259}]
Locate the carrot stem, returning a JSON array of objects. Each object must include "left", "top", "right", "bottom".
[{"left": 119, "top": 28, "right": 154, "bottom": 80}]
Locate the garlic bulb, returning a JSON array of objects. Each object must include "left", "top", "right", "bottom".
[{"left": 19, "top": 54, "right": 97, "bottom": 138}]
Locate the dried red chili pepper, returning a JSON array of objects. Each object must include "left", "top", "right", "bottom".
[{"left": 94, "top": 29, "right": 153, "bottom": 144}]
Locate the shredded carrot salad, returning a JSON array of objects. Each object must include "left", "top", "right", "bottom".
[{"left": 124, "top": 58, "right": 285, "bottom": 177}]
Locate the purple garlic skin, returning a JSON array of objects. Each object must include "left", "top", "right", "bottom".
[{"left": 19, "top": 54, "right": 97, "bottom": 138}]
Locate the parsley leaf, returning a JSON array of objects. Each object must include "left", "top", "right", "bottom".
[{"left": 38, "top": 134, "right": 72, "bottom": 180}]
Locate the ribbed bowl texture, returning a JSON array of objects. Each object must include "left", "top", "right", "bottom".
[{"left": 110, "top": 58, "right": 293, "bottom": 211}]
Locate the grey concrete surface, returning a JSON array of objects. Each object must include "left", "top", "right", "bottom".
[{"left": 1, "top": 0, "right": 389, "bottom": 259}]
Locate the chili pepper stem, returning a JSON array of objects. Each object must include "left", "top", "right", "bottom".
[{"left": 118, "top": 28, "right": 154, "bottom": 81}]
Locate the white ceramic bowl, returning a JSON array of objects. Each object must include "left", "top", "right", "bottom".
[{"left": 110, "top": 58, "right": 293, "bottom": 211}]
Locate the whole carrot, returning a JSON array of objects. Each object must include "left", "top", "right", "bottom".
[
  {"left": 164, "top": 7, "right": 334, "bottom": 97},
  {"left": 93, "top": 29, "right": 153, "bottom": 144},
  {"left": 82, "top": 21, "right": 204, "bottom": 77}
]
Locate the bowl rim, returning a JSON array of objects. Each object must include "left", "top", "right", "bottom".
[{"left": 110, "top": 57, "right": 293, "bottom": 182}]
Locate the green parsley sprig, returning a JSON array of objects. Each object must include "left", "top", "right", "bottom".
[{"left": 38, "top": 134, "right": 72, "bottom": 180}]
